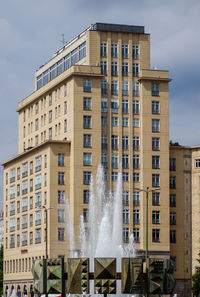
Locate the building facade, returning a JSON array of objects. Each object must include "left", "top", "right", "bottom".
[{"left": 2, "top": 23, "right": 198, "bottom": 297}]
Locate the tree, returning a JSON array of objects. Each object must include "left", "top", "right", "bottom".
[
  {"left": 0, "top": 245, "right": 3, "bottom": 295},
  {"left": 191, "top": 252, "right": 200, "bottom": 297}
]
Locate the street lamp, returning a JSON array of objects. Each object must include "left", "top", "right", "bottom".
[{"left": 134, "top": 187, "right": 160, "bottom": 261}]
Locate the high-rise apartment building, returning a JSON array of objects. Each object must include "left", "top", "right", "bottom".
[{"left": 3, "top": 23, "right": 198, "bottom": 297}]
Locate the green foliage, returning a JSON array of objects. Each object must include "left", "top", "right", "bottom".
[
  {"left": 0, "top": 245, "right": 3, "bottom": 295},
  {"left": 191, "top": 252, "right": 200, "bottom": 297}
]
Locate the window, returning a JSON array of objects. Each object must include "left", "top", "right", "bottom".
[
  {"left": 152, "top": 211, "right": 160, "bottom": 224},
  {"left": 123, "top": 172, "right": 129, "bottom": 182},
  {"left": 100, "top": 43, "right": 107, "bottom": 57},
  {"left": 122, "top": 99, "right": 129, "bottom": 114},
  {"left": 122, "top": 154, "right": 129, "bottom": 169},
  {"left": 132, "top": 63, "right": 139, "bottom": 77},
  {"left": 35, "top": 102, "right": 39, "bottom": 114},
  {"left": 101, "top": 135, "right": 108, "bottom": 150},
  {"left": 112, "top": 135, "right": 118, "bottom": 150},
  {"left": 152, "top": 119, "right": 160, "bottom": 132},
  {"left": 10, "top": 168, "right": 15, "bottom": 183},
  {"left": 49, "top": 127, "right": 52, "bottom": 139},
  {"left": 22, "top": 197, "right": 28, "bottom": 212},
  {"left": 58, "top": 172, "right": 65, "bottom": 185},
  {"left": 83, "top": 80, "right": 91, "bottom": 92},
  {"left": 133, "top": 81, "right": 139, "bottom": 96},
  {"left": 133, "top": 118, "right": 140, "bottom": 127},
  {"left": 30, "top": 232, "right": 33, "bottom": 245},
  {"left": 22, "top": 231, "right": 28, "bottom": 246},
  {"left": 83, "top": 134, "right": 92, "bottom": 148},
  {"left": 35, "top": 118, "right": 39, "bottom": 131},
  {"left": 111, "top": 43, "right": 118, "bottom": 58},
  {"left": 101, "top": 98, "right": 108, "bottom": 113},
  {"left": 35, "top": 174, "right": 42, "bottom": 190},
  {"left": 58, "top": 154, "right": 64, "bottom": 166},
  {"left": 111, "top": 62, "right": 118, "bottom": 76},
  {"left": 152, "top": 101, "right": 160, "bottom": 114},
  {"left": 152, "top": 156, "right": 160, "bottom": 169},
  {"left": 111, "top": 172, "right": 118, "bottom": 182},
  {"left": 170, "top": 194, "right": 176, "bottom": 207},
  {"left": 10, "top": 185, "right": 15, "bottom": 199},
  {"left": 101, "top": 153, "right": 108, "bottom": 168},
  {"left": 22, "top": 214, "right": 28, "bottom": 229},
  {"left": 71, "top": 48, "right": 79, "bottom": 65},
  {"left": 112, "top": 153, "right": 118, "bottom": 169},
  {"left": 10, "top": 201, "right": 15, "bottom": 216},
  {"left": 122, "top": 62, "right": 128, "bottom": 77},
  {"left": 101, "top": 116, "right": 107, "bottom": 126},
  {"left": 83, "top": 190, "right": 90, "bottom": 204},
  {"left": 152, "top": 174, "right": 160, "bottom": 187},
  {"left": 83, "top": 153, "right": 92, "bottom": 166},
  {"left": 64, "top": 120, "right": 67, "bottom": 132},
  {"left": 122, "top": 117, "right": 129, "bottom": 127},
  {"left": 152, "top": 137, "right": 160, "bottom": 151},
  {"left": 170, "top": 212, "right": 176, "bottom": 225},
  {"left": 35, "top": 192, "right": 41, "bottom": 208},
  {"left": 133, "top": 192, "right": 140, "bottom": 206},
  {"left": 58, "top": 209, "right": 65, "bottom": 222},
  {"left": 122, "top": 136, "right": 129, "bottom": 150},
  {"left": 133, "top": 136, "right": 140, "bottom": 151},
  {"left": 49, "top": 93, "right": 52, "bottom": 106},
  {"left": 132, "top": 45, "right": 139, "bottom": 59},
  {"left": 30, "top": 197, "right": 33, "bottom": 209},
  {"left": 35, "top": 211, "right": 41, "bottom": 226},
  {"left": 152, "top": 229, "right": 160, "bottom": 242},
  {"left": 133, "top": 228, "right": 140, "bottom": 242},
  {"left": 101, "top": 80, "right": 108, "bottom": 94},
  {"left": 133, "top": 173, "right": 140, "bottom": 182},
  {"left": 30, "top": 161, "right": 33, "bottom": 175},
  {"left": 83, "top": 116, "right": 91, "bottom": 129},
  {"left": 112, "top": 117, "right": 118, "bottom": 126},
  {"left": 22, "top": 162, "right": 28, "bottom": 178},
  {"left": 58, "top": 190, "right": 65, "bottom": 204},
  {"left": 111, "top": 99, "right": 119, "bottom": 113},
  {"left": 133, "top": 100, "right": 140, "bottom": 114},
  {"left": 30, "top": 214, "right": 33, "bottom": 227},
  {"left": 123, "top": 227, "right": 129, "bottom": 243},
  {"left": 133, "top": 155, "right": 140, "bottom": 169},
  {"left": 83, "top": 171, "right": 91, "bottom": 185},
  {"left": 170, "top": 158, "right": 176, "bottom": 171},
  {"left": 49, "top": 110, "right": 52, "bottom": 123},
  {"left": 123, "top": 209, "right": 129, "bottom": 224},
  {"left": 152, "top": 192, "right": 160, "bottom": 206},
  {"left": 22, "top": 180, "right": 28, "bottom": 195},
  {"left": 152, "top": 83, "right": 159, "bottom": 96},
  {"left": 17, "top": 167, "right": 20, "bottom": 180},
  {"left": 57, "top": 228, "right": 65, "bottom": 243},
  {"left": 35, "top": 229, "right": 41, "bottom": 243},
  {"left": 64, "top": 101, "right": 67, "bottom": 114},
  {"left": 122, "top": 44, "right": 129, "bottom": 59},
  {"left": 170, "top": 230, "right": 176, "bottom": 243},
  {"left": 122, "top": 81, "right": 129, "bottom": 96},
  {"left": 17, "top": 201, "right": 20, "bottom": 213},
  {"left": 111, "top": 80, "right": 118, "bottom": 95},
  {"left": 83, "top": 97, "right": 92, "bottom": 110},
  {"left": 10, "top": 218, "right": 15, "bottom": 232},
  {"left": 133, "top": 210, "right": 140, "bottom": 224},
  {"left": 35, "top": 156, "right": 42, "bottom": 172},
  {"left": 122, "top": 191, "right": 129, "bottom": 206},
  {"left": 83, "top": 208, "right": 89, "bottom": 223},
  {"left": 195, "top": 159, "right": 200, "bottom": 168},
  {"left": 17, "top": 235, "right": 20, "bottom": 247},
  {"left": 170, "top": 176, "right": 176, "bottom": 189}
]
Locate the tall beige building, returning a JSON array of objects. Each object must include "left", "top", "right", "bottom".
[{"left": 3, "top": 22, "right": 197, "bottom": 297}]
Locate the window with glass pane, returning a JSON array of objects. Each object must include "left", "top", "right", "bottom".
[
  {"left": 58, "top": 153, "right": 64, "bottom": 166},
  {"left": 83, "top": 208, "right": 89, "bottom": 222},
  {"left": 152, "top": 83, "right": 159, "bottom": 96},
  {"left": 122, "top": 81, "right": 129, "bottom": 96},
  {"left": 122, "top": 136, "right": 129, "bottom": 150},
  {"left": 58, "top": 190, "right": 65, "bottom": 204},
  {"left": 123, "top": 209, "right": 129, "bottom": 224},
  {"left": 133, "top": 155, "right": 140, "bottom": 169},
  {"left": 83, "top": 80, "right": 91, "bottom": 92},
  {"left": 58, "top": 209, "right": 65, "bottom": 222},
  {"left": 122, "top": 44, "right": 129, "bottom": 58},
  {"left": 22, "top": 214, "right": 28, "bottom": 229},
  {"left": 35, "top": 192, "right": 41, "bottom": 208},
  {"left": 133, "top": 100, "right": 140, "bottom": 114},
  {"left": 111, "top": 99, "right": 118, "bottom": 113},
  {"left": 49, "top": 93, "right": 52, "bottom": 106},
  {"left": 101, "top": 98, "right": 108, "bottom": 112},
  {"left": 152, "top": 211, "right": 160, "bottom": 224},
  {"left": 152, "top": 119, "right": 160, "bottom": 132},
  {"left": 132, "top": 63, "right": 139, "bottom": 77},
  {"left": 122, "top": 99, "right": 129, "bottom": 114},
  {"left": 133, "top": 173, "right": 140, "bottom": 182},
  {"left": 122, "top": 191, "right": 129, "bottom": 206},
  {"left": 132, "top": 45, "right": 139, "bottom": 59},
  {"left": 133, "top": 136, "right": 140, "bottom": 151},
  {"left": 152, "top": 174, "right": 160, "bottom": 187},
  {"left": 111, "top": 43, "right": 118, "bottom": 58},
  {"left": 10, "top": 185, "right": 15, "bottom": 199},
  {"left": 100, "top": 43, "right": 107, "bottom": 57},
  {"left": 58, "top": 228, "right": 65, "bottom": 241},
  {"left": 10, "top": 201, "right": 15, "bottom": 216},
  {"left": 35, "top": 156, "right": 42, "bottom": 172},
  {"left": 133, "top": 192, "right": 140, "bottom": 206},
  {"left": 122, "top": 118, "right": 129, "bottom": 127},
  {"left": 170, "top": 158, "right": 176, "bottom": 171},
  {"left": 112, "top": 135, "right": 118, "bottom": 150},
  {"left": 79, "top": 42, "right": 86, "bottom": 59},
  {"left": 111, "top": 80, "right": 118, "bottom": 95},
  {"left": 43, "top": 69, "right": 49, "bottom": 85},
  {"left": 22, "top": 197, "right": 28, "bottom": 212},
  {"left": 83, "top": 153, "right": 92, "bottom": 166},
  {"left": 133, "top": 118, "right": 140, "bottom": 127},
  {"left": 50, "top": 64, "right": 56, "bottom": 80},
  {"left": 83, "top": 171, "right": 91, "bottom": 185},
  {"left": 152, "top": 229, "right": 160, "bottom": 242},
  {"left": 64, "top": 54, "right": 71, "bottom": 70},
  {"left": 170, "top": 194, "right": 176, "bottom": 207},
  {"left": 123, "top": 172, "right": 129, "bottom": 182},
  {"left": 83, "top": 97, "right": 92, "bottom": 110},
  {"left": 122, "top": 154, "right": 129, "bottom": 169},
  {"left": 101, "top": 153, "right": 108, "bottom": 168},
  {"left": 152, "top": 137, "right": 160, "bottom": 151},
  {"left": 133, "top": 81, "right": 139, "bottom": 96},
  {"left": 101, "top": 61, "right": 107, "bottom": 75},
  {"left": 112, "top": 153, "right": 118, "bottom": 169},
  {"left": 111, "top": 172, "right": 118, "bottom": 182},
  {"left": 101, "top": 135, "right": 108, "bottom": 150},
  {"left": 112, "top": 117, "right": 118, "bottom": 126},
  {"left": 57, "top": 59, "right": 63, "bottom": 75},
  {"left": 152, "top": 192, "right": 160, "bottom": 206},
  {"left": 83, "top": 190, "right": 90, "bottom": 204},
  {"left": 170, "top": 230, "right": 176, "bottom": 243},
  {"left": 133, "top": 210, "right": 140, "bottom": 224},
  {"left": 111, "top": 62, "right": 118, "bottom": 76},
  {"left": 83, "top": 134, "right": 92, "bottom": 148},
  {"left": 35, "top": 211, "right": 41, "bottom": 226},
  {"left": 123, "top": 227, "right": 129, "bottom": 243},
  {"left": 22, "top": 162, "right": 28, "bottom": 177},
  {"left": 133, "top": 228, "right": 140, "bottom": 242},
  {"left": 83, "top": 116, "right": 91, "bottom": 129},
  {"left": 22, "top": 231, "right": 28, "bottom": 246},
  {"left": 152, "top": 156, "right": 160, "bottom": 169},
  {"left": 71, "top": 48, "right": 79, "bottom": 65},
  {"left": 35, "top": 174, "right": 42, "bottom": 190},
  {"left": 152, "top": 101, "right": 160, "bottom": 114},
  {"left": 122, "top": 62, "right": 128, "bottom": 76},
  {"left": 22, "top": 180, "right": 28, "bottom": 195},
  {"left": 101, "top": 80, "right": 108, "bottom": 94},
  {"left": 170, "top": 212, "right": 176, "bottom": 225},
  {"left": 170, "top": 176, "right": 176, "bottom": 189},
  {"left": 101, "top": 116, "right": 107, "bottom": 126}
]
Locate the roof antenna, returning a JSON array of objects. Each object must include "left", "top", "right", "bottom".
[{"left": 60, "top": 34, "right": 66, "bottom": 46}]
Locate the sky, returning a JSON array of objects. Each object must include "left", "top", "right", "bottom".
[{"left": 0, "top": 0, "right": 200, "bottom": 209}]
